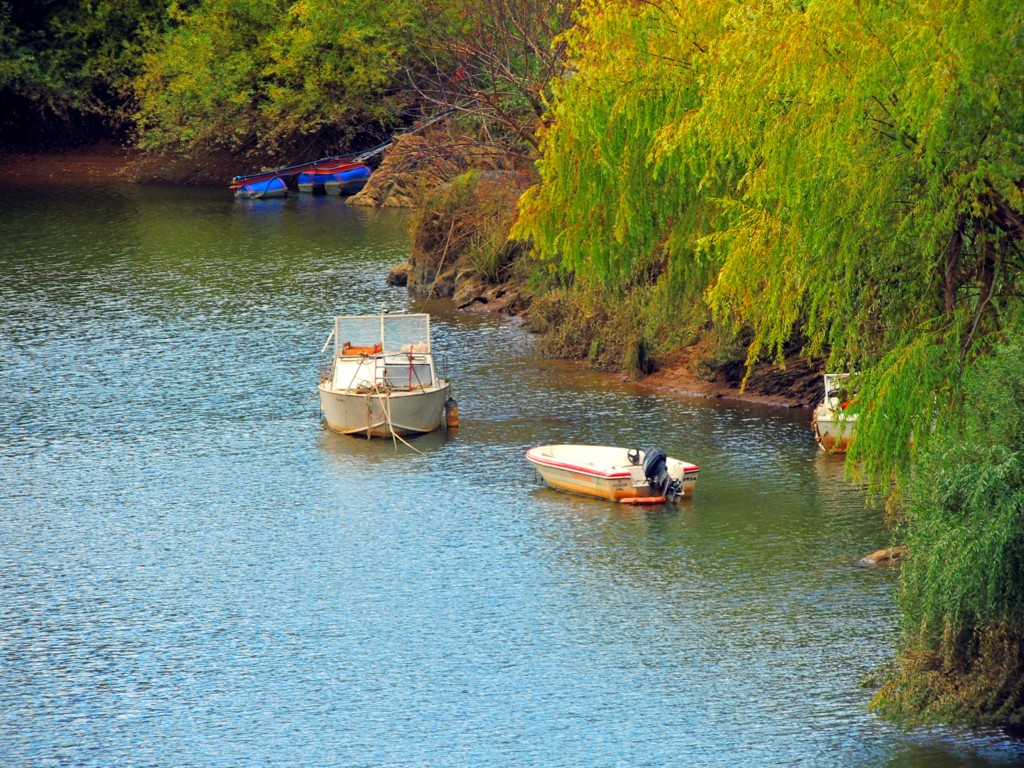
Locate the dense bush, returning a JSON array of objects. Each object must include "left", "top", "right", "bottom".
[
  {"left": 131, "top": 0, "right": 425, "bottom": 159},
  {"left": 873, "top": 336, "right": 1024, "bottom": 727}
]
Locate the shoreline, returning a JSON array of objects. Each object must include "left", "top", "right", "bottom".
[
  {"left": 0, "top": 143, "right": 142, "bottom": 184},
  {"left": 634, "top": 368, "right": 814, "bottom": 409},
  {"left": 634, "top": 345, "right": 820, "bottom": 409}
]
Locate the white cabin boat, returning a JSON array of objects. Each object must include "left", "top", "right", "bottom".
[
  {"left": 811, "top": 373, "right": 857, "bottom": 453},
  {"left": 526, "top": 445, "right": 699, "bottom": 503},
  {"left": 318, "top": 313, "right": 451, "bottom": 438}
]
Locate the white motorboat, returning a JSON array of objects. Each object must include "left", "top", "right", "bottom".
[
  {"left": 526, "top": 444, "right": 699, "bottom": 503},
  {"left": 318, "top": 313, "right": 452, "bottom": 438},
  {"left": 811, "top": 373, "right": 857, "bottom": 453}
]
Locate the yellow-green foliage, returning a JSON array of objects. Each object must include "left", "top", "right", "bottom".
[
  {"left": 516, "top": 0, "right": 1024, "bottom": 501},
  {"left": 133, "top": 0, "right": 289, "bottom": 152},
  {"left": 516, "top": 0, "right": 722, "bottom": 298},
  {"left": 260, "top": 0, "right": 418, "bottom": 145}
]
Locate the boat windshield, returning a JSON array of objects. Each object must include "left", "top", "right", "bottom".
[
  {"left": 824, "top": 373, "right": 850, "bottom": 394},
  {"left": 332, "top": 314, "right": 431, "bottom": 355}
]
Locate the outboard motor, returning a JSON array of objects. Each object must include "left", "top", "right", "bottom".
[
  {"left": 643, "top": 447, "right": 669, "bottom": 494},
  {"left": 643, "top": 446, "right": 682, "bottom": 501}
]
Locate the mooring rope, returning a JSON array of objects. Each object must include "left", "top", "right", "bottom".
[{"left": 383, "top": 392, "right": 422, "bottom": 454}]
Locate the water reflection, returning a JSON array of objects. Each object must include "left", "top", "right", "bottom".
[{"left": 318, "top": 423, "right": 454, "bottom": 462}]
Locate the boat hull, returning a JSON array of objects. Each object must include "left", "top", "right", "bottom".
[
  {"left": 812, "top": 404, "right": 857, "bottom": 453},
  {"left": 297, "top": 166, "right": 371, "bottom": 195},
  {"left": 319, "top": 383, "right": 450, "bottom": 437},
  {"left": 526, "top": 445, "right": 698, "bottom": 502},
  {"left": 297, "top": 172, "right": 332, "bottom": 194}
]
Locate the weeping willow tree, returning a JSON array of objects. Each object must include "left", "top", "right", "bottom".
[
  {"left": 516, "top": 0, "right": 1024, "bottom": 725},
  {"left": 513, "top": 1, "right": 732, "bottom": 367}
]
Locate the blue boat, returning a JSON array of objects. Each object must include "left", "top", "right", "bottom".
[
  {"left": 297, "top": 173, "right": 334, "bottom": 194},
  {"left": 297, "top": 164, "right": 372, "bottom": 195},
  {"left": 229, "top": 119, "right": 460, "bottom": 200},
  {"left": 231, "top": 150, "right": 383, "bottom": 199},
  {"left": 234, "top": 176, "right": 287, "bottom": 199}
]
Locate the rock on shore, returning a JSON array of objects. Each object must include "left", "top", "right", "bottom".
[{"left": 392, "top": 168, "right": 533, "bottom": 311}]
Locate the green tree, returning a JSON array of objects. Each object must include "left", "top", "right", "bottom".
[
  {"left": 132, "top": 0, "right": 289, "bottom": 155},
  {"left": 260, "top": 0, "right": 422, "bottom": 149},
  {"left": 517, "top": 0, "right": 1024, "bottom": 498},
  {"left": 132, "top": 0, "right": 428, "bottom": 159},
  {"left": 685, "top": 0, "right": 1024, "bottom": 501},
  {"left": 513, "top": 0, "right": 729, "bottom": 367},
  {"left": 0, "top": 0, "right": 167, "bottom": 144}
]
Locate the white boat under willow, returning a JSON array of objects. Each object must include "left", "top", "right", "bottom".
[{"left": 811, "top": 373, "right": 857, "bottom": 453}]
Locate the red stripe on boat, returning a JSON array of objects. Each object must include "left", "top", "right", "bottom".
[{"left": 525, "top": 450, "right": 633, "bottom": 479}]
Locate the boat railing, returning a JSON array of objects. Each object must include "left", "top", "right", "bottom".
[
  {"left": 823, "top": 373, "right": 857, "bottom": 400},
  {"left": 327, "top": 350, "right": 442, "bottom": 392}
]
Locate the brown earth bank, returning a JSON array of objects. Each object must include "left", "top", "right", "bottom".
[
  {"left": 634, "top": 344, "right": 822, "bottom": 408},
  {"left": 0, "top": 142, "right": 142, "bottom": 183},
  {"left": 348, "top": 129, "right": 522, "bottom": 208},
  {"left": 3, "top": 145, "right": 821, "bottom": 409}
]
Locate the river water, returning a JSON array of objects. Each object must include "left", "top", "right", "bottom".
[{"left": 1, "top": 183, "right": 1022, "bottom": 767}]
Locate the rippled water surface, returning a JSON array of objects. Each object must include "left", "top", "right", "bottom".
[{"left": 2, "top": 184, "right": 1023, "bottom": 767}]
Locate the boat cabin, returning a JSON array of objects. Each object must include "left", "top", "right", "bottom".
[
  {"left": 324, "top": 314, "right": 441, "bottom": 392},
  {"left": 822, "top": 372, "right": 854, "bottom": 411}
]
